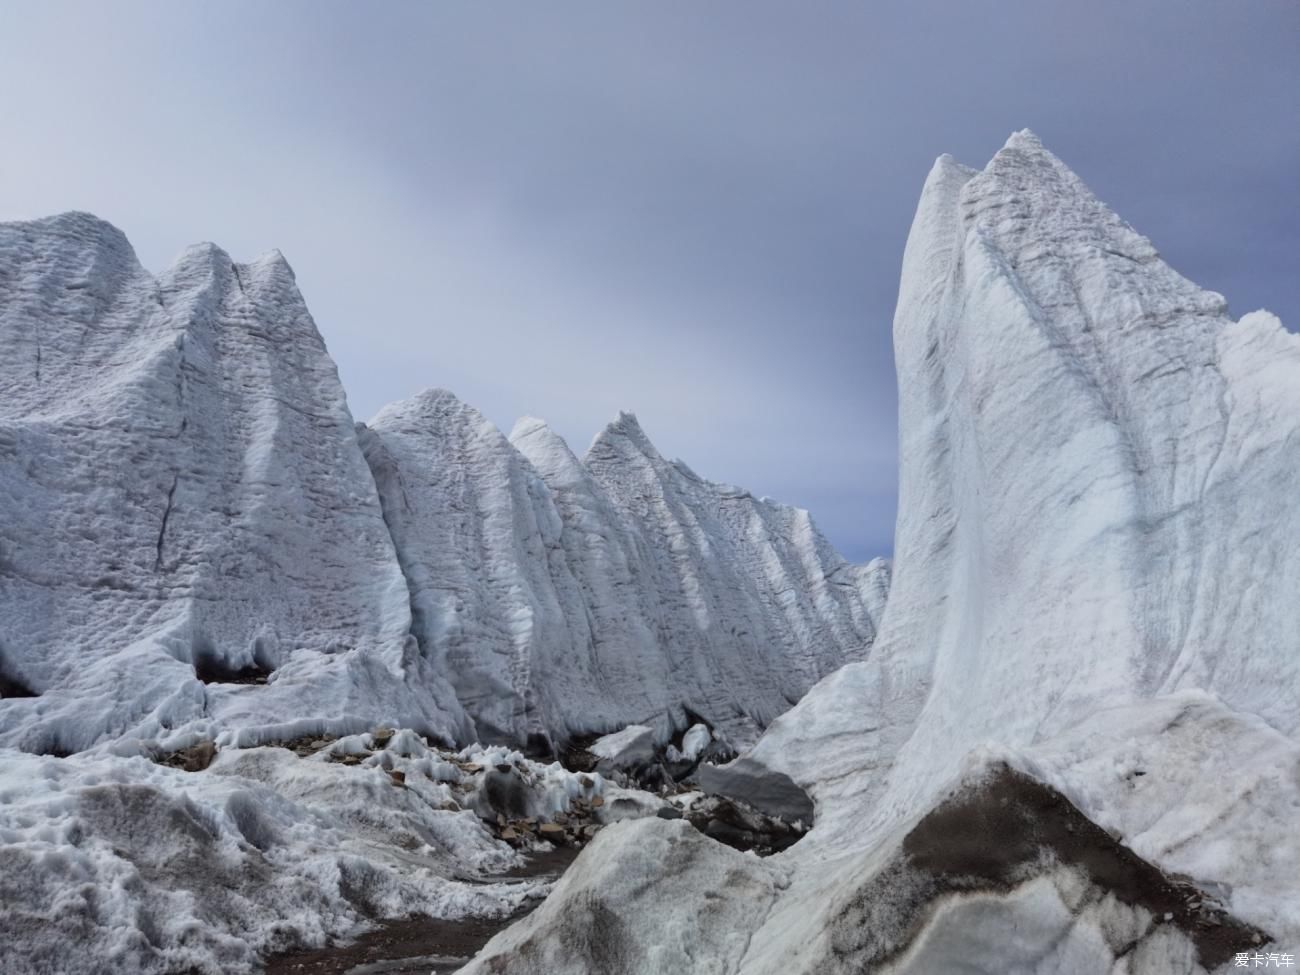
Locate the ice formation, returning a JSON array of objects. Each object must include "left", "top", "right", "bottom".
[
  {"left": 360, "top": 394, "right": 887, "bottom": 751},
  {"left": 0, "top": 733, "right": 621, "bottom": 975},
  {"left": 0, "top": 210, "right": 886, "bottom": 972},
  {"left": 462, "top": 132, "right": 1300, "bottom": 974},
  {"left": 0, "top": 213, "right": 466, "bottom": 754},
  {"left": 0, "top": 213, "right": 885, "bottom": 759}
]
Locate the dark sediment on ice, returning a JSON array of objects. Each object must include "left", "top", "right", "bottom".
[{"left": 264, "top": 847, "right": 579, "bottom": 975}]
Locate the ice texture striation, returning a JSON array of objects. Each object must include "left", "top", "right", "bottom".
[
  {"left": 463, "top": 132, "right": 1300, "bottom": 973},
  {"left": 0, "top": 214, "right": 882, "bottom": 758},
  {"left": 0, "top": 210, "right": 885, "bottom": 975},
  {"left": 359, "top": 394, "right": 887, "bottom": 751},
  {"left": 0, "top": 213, "right": 467, "bottom": 754}
]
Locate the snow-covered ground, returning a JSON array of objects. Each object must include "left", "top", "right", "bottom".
[
  {"left": 0, "top": 731, "right": 637, "bottom": 975},
  {"left": 462, "top": 132, "right": 1300, "bottom": 974}
]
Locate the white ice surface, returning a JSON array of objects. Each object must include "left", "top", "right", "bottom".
[
  {"left": 358, "top": 394, "right": 887, "bottom": 750},
  {"left": 589, "top": 724, "right": 656, "bottom": 766},
  {"left": 0, "top": 738, "right": 556, "bottom": 975},
  {"left": 670, "top": 723, "right": 711, "bottom": 765},
  {"left": 0, "top": 210, "right": 887, "bottom": 974},
  {"left": 0, "top": 215, "right": 882, "bottom": 760},
  {"left": 467, "top": 132, "right": 1300, "bottom": 973},
  {"left": 0, "top": 214, "right": 468, "bottom": 753}
]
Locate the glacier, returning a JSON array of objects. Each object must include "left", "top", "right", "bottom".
[
  {"left": 0, "top": 213, "right": 886, "bottom": 759},
  {"left": 0, "top": 213, "right": 464, "bottom": 755},
  {"left": 0, "top": 209, "right": 886, "bottom": 972},
  {"left": 358, "top": 388, "right": 886, "bottom": 752},
  {"left": 462, "top": 132, "right": 1300, "bottom": 974},
  {"left": 3, "top": 128, "right": 1296, "bottom": 975}
]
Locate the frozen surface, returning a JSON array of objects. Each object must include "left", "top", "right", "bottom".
[
  {"left": 581, "top": 411, "right": 890, "bottom": 746},
  {"left": 469, "top": 132, "right": 1300, "bottom": 972},
  {"left": 0, "top": 211, "right": 886, "bottom": 973},
  {"left": 360, "top": 396, "right": 887, "bottom": 750},
  {"left": 588, "top": 725, "right": 656, "bottom": 766},
  {"left": 0, "top": 737, "right": 561, "bottom": 975},
  {"left": 670, "top": 723, "right": 711, "bottom": 764},
  {"left": 0, "top": 213, "right": 883, "bottom": 760},
  {"left": 461, "top": 818, "right": 778, "bottom": 975},
  {"left": 0, "top": 213, "right": 468, "bottom": 753}
]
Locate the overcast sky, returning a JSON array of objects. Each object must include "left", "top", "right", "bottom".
[{"left": 1, "top": 3, "right": 1295, "bottom": 561}]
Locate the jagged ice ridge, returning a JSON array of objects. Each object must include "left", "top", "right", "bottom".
[
  {"left": 0, "top": 213, "right": 886, "bottom": 757},
  {"left": 462, "top": 131, "right": 1300, "bottom": 974}
]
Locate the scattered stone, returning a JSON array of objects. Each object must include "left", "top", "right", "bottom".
[
  {"left": 537, "top": 823, "right": 566, "bottom": 841},
  {"left": 389, "top": 770, "right": 406, "bottom": 787},
  {"left": 342, "top": 755, "right": 361, "bottom": 766},
  {"left": 591, "top": 796, "right": 605, "bottom": 807},
  {"left": 684, "top": 794, "right": 804, "bottom": 855},
  {"left": 500, "top": 827, "right": 519, "bottom": 842},
  {"left": 371, "top": 727, "right": 394, "bottom": 747},
  {"left": 440, "top": 799, "right": 461, "bottom": 812},
  {"left": 157, "top": 740, "right": 217, "bottom": 772},
  {"left": 459, "top": 762, "right": 483, "bottom": 774}
]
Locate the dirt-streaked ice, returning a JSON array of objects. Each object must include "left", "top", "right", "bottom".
[{"left": 462, "top": 132, "right": 1300, "bottom": 974}]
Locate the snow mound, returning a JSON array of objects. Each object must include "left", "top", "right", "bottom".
[
  {"left": 469, "top": 131, "right": 1300, "bottom": 972},
  {"left": 462, "top": 818, "right": 778, "bottom": 975},
  {"left": 0, "top": 739, "right": 536, "bottom": 975}
]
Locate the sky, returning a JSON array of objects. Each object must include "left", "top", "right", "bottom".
[{"left": 1, "top": 3, "right": 1295, "bottom": 562}]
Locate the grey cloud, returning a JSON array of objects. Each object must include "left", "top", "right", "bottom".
[{"left": 0, "top": 0, "right": 1294, "bottom": 559}]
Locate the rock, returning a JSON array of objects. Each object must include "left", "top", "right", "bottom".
[
  {"left": 696, "top": 757, "right": 814, "bottom": 823},
  {"left": 371, "top": 727, "right": 394, "bottom": 747},
  {"left": 481, "top": 767, "right": 530, "bottom": 822},
  {"left": 341, "top": 755, "right": 361, "bottom": 766},
  {"left": 500, "top": 827, "right": 519, "bottom": 842},
  {"left": 161, "top": 740, "right": 216, "bottom": 773},
  {"left": 459, "top": 762, "right": 483, "bottom": 774},
  {"left": 684, "top": 794, "right": 802, "bottom": 855},
  {"left": 591, "top": 796, "right": 605, "bottom": 807},
  {"left": 537, "top": 823, "right": 566, "bottom": 841},
  {"left": 589, "top": 725, "right": 657, "bottom": 773},
  {"left": 388, "top": 770, "right": 406, "bottom": 786}
]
